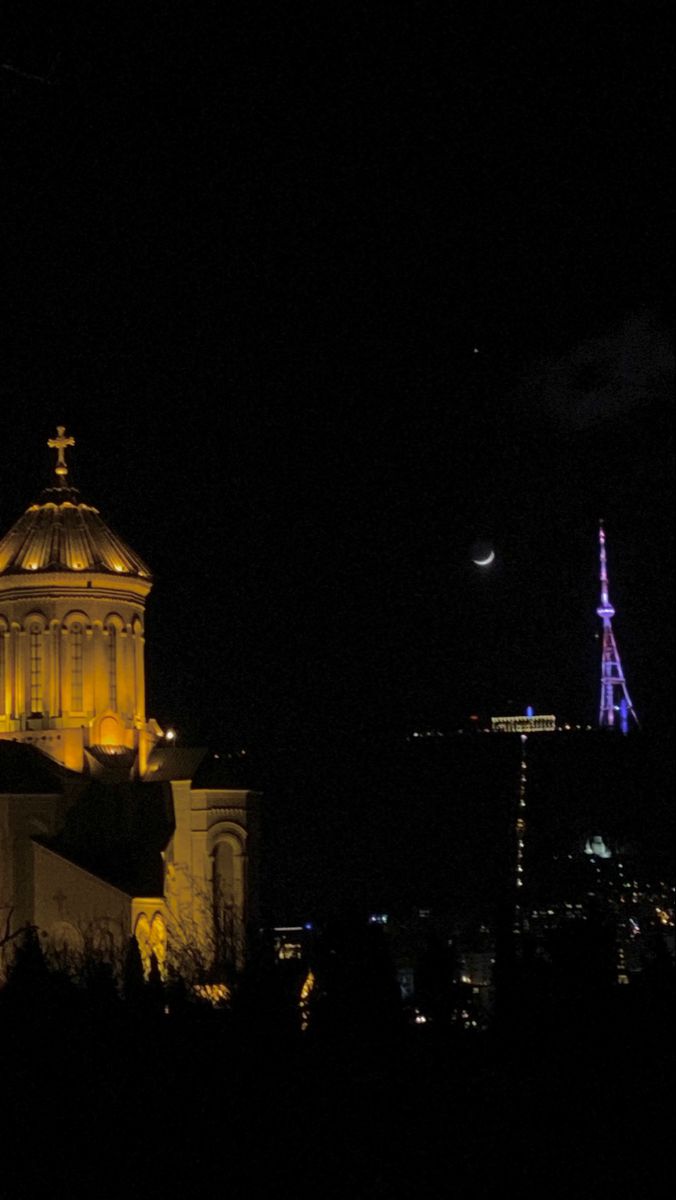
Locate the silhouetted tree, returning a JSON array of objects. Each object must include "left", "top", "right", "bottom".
[
  {"left": 122, "top": 936, "right": 145, "bottom": 1006},
  {"left": 83, "top": 957, "right": 120, "bottom": 1019},
  {"left": 2, "top": 926, "right": 48, "bottom": 994},
  {"left": 0, "top": 926, "right": 81, "bottom": 1026},
  {"left": 146, "top": 951, "right": 165, "bottom": 1014},
  {"left": 414, "top": 929, "right": 459, "bottom": 1023},
  {"left": 310, "top": 918, "right": 402, "bottom": 1042}
]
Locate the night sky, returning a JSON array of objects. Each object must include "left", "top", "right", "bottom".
[{"left": 2, "top": 7, "right": 672, "bottom": 912}]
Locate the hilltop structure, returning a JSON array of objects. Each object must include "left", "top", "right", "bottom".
[
  {"left": 596, "top": 521, "right": 639, "bottom": 732},
  {"left": 0, "top": 429, "right": 259, "bottom": 980}
]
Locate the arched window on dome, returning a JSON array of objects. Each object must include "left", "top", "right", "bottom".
[
  {"left": 29, "top": 623, "right": 43, "bottom": 714},
  {"left": 107, "top": 623, "right": 117, "bottom": 709},
  {"left": 70, "top": 622, "right": 84, "bottom": 712}
]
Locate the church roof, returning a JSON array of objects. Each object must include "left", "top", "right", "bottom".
[
  {"left": 144, "top": 745, "right": 258, "bottom": 788},
  {"left": 0, "top": 741, "right": 73, "bottom": 793},
  {"left": 144, "top": 745, "right": 209, "bottom": 782},
  {"left": 40, "top": 779, "right": 174, "bottom": 897},
  {"left": 0, "top": 427, "right": 151, "bottom": 580},
  {"left": 0, "top": 494, "right": 151, "bottom": 579}
]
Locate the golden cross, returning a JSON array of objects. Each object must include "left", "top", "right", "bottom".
[{"left": 47, "top": 425, "right": 76, "bottom": 479}]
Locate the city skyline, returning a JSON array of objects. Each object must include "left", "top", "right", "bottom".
[
  {"left": 2, "top": 420, "right": 672, "bottom": 928},
  {"left": 0, "top": 400, "right": 669, "bottom": 751},
  {"left": 0, "top": 14, "right": 671, "bottom": 1192}
]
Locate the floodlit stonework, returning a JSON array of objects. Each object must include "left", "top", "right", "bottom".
[
  {"left": 0, "top": 426, "right": 159, "bottom": 774},
  {"left": 0, "top": 428, "right": 259, "bottom": 982}
]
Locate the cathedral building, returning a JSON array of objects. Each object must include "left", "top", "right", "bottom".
[{"left": 0, "top": 429, "right": 259, "bottom": 980}]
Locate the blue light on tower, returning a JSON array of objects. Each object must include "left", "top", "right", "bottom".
[{"left": 619, "top": 697, "right": 628, "bottom": 735}]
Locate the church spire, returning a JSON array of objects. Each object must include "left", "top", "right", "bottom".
[{"left": 47, "top": 425, "right": 76, "bottom": 484}]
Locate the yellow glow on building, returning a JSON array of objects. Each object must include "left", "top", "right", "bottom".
[
  {"left": 491, "top": 715, "right": 556, "bottom": 733},
  {"left": 192, "top": 982, "right": 231, "bottom": 1006},
  {"left": 278, "top": 941, "right": 302, "bottom": 960},
  {"left": 0, "top": 427, "right": 160, "bottom": 773},
  {"left": 133, "top": 910, "right": 168, "bottom": 978},
  {"left": 0, "top": 429, "right": 259, "bottom": 990},
  {"left": 299, "top": 968, "right": 316, "bottom": 1032}
]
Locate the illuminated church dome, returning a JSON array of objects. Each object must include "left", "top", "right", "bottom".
[
  {"left": 0, "top": 428, "right": 150, "bottom": 578},
  {"left": 0, "top": 428, "right": 160, "bottom": 773},
  {"left": 0, "top": 500, "right": 151, "bottom": 578}
]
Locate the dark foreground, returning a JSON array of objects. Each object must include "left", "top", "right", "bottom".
[{"left": 1, "top": 986, "right": 671, "bottom": 1198}]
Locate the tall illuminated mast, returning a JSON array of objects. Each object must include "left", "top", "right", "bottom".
[{"left": 597, "top": 521, "right": 639, "bottom": 731}]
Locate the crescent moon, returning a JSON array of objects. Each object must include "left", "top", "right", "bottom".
[{"left": 472, "top": 550, "right": 495, "bottom": 566}]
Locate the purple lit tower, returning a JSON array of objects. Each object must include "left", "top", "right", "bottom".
[{"left": 597, "top": 521, "right": 639, "bottom": 732}]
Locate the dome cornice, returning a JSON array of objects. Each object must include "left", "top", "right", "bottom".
[{"left": 0, "top": 570, "right": 152, "bottom": 604}]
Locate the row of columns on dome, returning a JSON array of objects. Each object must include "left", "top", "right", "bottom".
[{"left": 0, "top": 614, "right": 146, "bottom": 728}]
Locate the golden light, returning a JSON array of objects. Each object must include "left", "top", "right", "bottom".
[
  {"left": 193, "top": 982, "right": 231, "bottom": 1006},
  {"left": 299, "top": 969, "right": 316, "bottom": 1032}
]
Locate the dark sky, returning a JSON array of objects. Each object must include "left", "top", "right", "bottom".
[{"left": 2, "top": 5, "right": 673, "bottom": 758}]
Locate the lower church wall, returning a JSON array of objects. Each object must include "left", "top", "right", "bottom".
[{"left": 33, "top": 841, "right": 133, "bottom": 956}]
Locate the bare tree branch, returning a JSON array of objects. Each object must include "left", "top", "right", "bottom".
[{"left": 1, "top": 55, "right": 61, "bottom": 86}]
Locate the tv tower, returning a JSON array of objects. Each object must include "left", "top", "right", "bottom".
[{"left": 597, "top": 521, "right": 639, "bottom": 731}]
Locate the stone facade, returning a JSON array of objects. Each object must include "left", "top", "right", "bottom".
[{"left": 0, "top": 429, "right": 259, "bottom": 982}]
